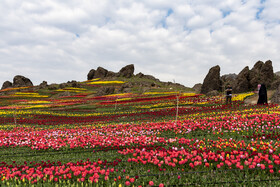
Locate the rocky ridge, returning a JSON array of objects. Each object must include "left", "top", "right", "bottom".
[
  {"left": 1, "top": 64, "right": 189, "bottom": 96},
  {"left": 200, "top": 60, "right": 279, "bottom": 95}
]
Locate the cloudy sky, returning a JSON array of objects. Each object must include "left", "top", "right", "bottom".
[{"left": 0, "top": 0, "right": 279, "bottom": 87}]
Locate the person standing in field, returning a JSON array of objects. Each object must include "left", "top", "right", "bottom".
[
  {"left": 257, "top": 84, "right": 268, "bottom": 104},
  {"left": 225, "top": 84, "right": 232, "bottom": 104}
]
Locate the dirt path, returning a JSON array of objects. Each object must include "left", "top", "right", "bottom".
[{"left": 244, "top": 90, "right": 275, "bottom": 104}]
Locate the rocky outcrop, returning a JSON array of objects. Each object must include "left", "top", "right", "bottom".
[
  {"left": 13, "top": 75, "right": 33, "bottom": 87},
  {"left": 39, "top": 81, "right": 48, "bottom": 89},
  {"left": 48, "top": 84, "right": 59, "bottom": 90},
  {"left": 1, "top": 81, "right": 13, "bottom": 90},
  {"left": 87, "top": 65, "right": 134, "bottom": 80},
  {"left": 96, "top": 87, "right": 115, "bottom": 96},
  {"left": 271, "top": 84, "right": 280, "bottom": 104},
  {"left": 57, "top": 91, "right": 73, "bottom": 97},
  {"left": 87, "top": 67, "right": 110, "bottom": 80},
  {"left": 272, "top": 77, "right": 280, "bottom": 89},
  {"left": 232, "top": 60, "right": 274, "bottom": 93},
  {"left": 94, "top": 67, "right": 108, "bottom": 78},
  {"left": 249, "top": 60, "right": 274, "bottom": 89},
  {"left": 118, "top": 64, "right": 134, "bottom": 78},
  {"left": 200, "top": 65, "right": 222, "bottom": 94},
  {"left": 136, "top": 73, "right": 159, "bottom": 81},
  {"left": 107, "top": 71, "right": 117, "bottom": 77},
  {"left": 87, "top": 69, "right": 96, "bottom": 80},
  {"left": 233, "top": 67, "right": 250, "bottom": 93},
  {"left": 192, "top": 83, "right": 202, "bottom": 93}
]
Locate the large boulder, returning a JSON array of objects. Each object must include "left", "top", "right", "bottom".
[
  {"left": 94, "top": 67, "right": 108, "bottom": 78},
  {"left": 200, "top": 65, "right": 222, "bottom": 94},
  {"left": 261, "top": 60, "right": 274, "bottom": 87},
  {"left": 1, "top": 81, "right": 13, "bottom": 90},
  {"left": 233, "top": 66, "right": 250, "bottom": 93},
  {"left": 249, "top": 60, "right": 274, "bottom": 89},
  {"left": 87, "top": 69, "right": 96, "bottom": 80},
  {"left": 13, "top": 75, "right": 33, "bottom": 87},
  {"left": 233, "top": 60, "right": 274, "bottom": 93},
  {"left": 118, "top": 64, "right": 134, "bottom": 78},
  {"left": 271, "top": 84, "right": 280, "bottom": 104}
]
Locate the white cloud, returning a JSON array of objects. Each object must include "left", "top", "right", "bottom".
[{"left": 0, "top": 0, "right": 280, "bottom": 87}]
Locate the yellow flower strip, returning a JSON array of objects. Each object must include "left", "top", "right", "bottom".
[
  {"left": 232, "top": 92, "right": 254, "bottom": 101},
  {"left": 0, "top": 86, "right": 30, "bottom": 92},
  {"left": 87, "top": 81, "right": 125, "bottom": 85}
]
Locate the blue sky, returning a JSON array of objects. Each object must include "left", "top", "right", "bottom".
[{"left": 0, "top": 0, "right": 279, "bottom": 87}]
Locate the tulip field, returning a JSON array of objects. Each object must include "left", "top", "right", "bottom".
[{"left": 0, "top": 81, "right": 280, "bottom": 186}]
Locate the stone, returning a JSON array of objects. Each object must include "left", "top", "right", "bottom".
[
  {"left": 271, "top": 77, "right": 280, "bottom": 89},
  {"left": 48, "top": 84, "right": 59, "bottom": 90},
  {"left": 192, "top": 83, "right": 202, "bottom": 93},
  {"left": 59, "top": 83, "right": 67, "bottom": 89},
  {"left": 118, "top": 64, "right": 134, "bottom": 78},
  {"left": 67, "top": 80, "right": 81, "bottom": 88},
  {"left": 107, "top": 71, "right": 117, "bottom": 77},
  {"left": 13, "top": 75, "right": 33, "bottom": 87},
  {"left": 87, "top": 69, "right": 96, "bottom": 80},
  {"left": 249, "top": 60, "right": 274, "bottom": 89},
  {"left": 1, "top": 81, "right": 13, "bottom": 90},
  {"left": 200, "top": 65, "right": 222, "bottom": 94},
  {"left": 271, "top": 84, "right": 280, "bottom": 104},
  {"left": 135, "top": 72, "right": 144, "bottom": 78},
  {"left": 233, "top": 66, "right": 250, "bottom": 93},
  {"left": 39, "top": 81, "right": 48, "bottom": 89},
  {"left": 94, "top": 67, "right": 108, "bottom": 78},
  {"left": 57, "top": 91, "right": 72, "bottom": 97},
  {"left": 260, "top": 60, "right": 274, "bottom": 88},
  {"left": 96, "top": 87, "right": 115, "bottom": 96}
]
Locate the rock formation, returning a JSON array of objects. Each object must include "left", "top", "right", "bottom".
[
  {"left": 87, "top": 69, "right": 96, "bottom": 80},
  {"left": 200, "top": 65, "right": 222, "bottom": 94},
  {"left": 249, "top": 60, "right": 274, "bottom": 90},
  {"left": 233, "top": 67, "right": 250, "bottom": 93},
  {"left": 96, "top": 87, "right": 115, "bottom": 96},
  {"left": 271, "top": 84, "right": 280, "bottom": 104},
  {"left": 94, "top": 67, "right": 109, "bottom": 78},
  {"left": 233, "top": 60, "right": 274, "bottom": 93},
  {"left": 192, "top": 83, "right": 202, "bottom": 93},
  {"left": 272, "top": 77, "right": 280, "bottom": 89},
  {"left": 1, "top": 81, "right": 13, "bottom": 90},
  {"left": 39, "top": 81, "right": 48, "bottom": 89},
  {"left": 13, "top": 75, "right": 33, "bottom": 87},
  {"left": 118, "top": 64, "right": 134, "bottom": 78},
  {"left": 87, "top": 65, "right": 134, "bottom": 80}
]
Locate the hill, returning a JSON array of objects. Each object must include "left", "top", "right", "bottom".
[{"left": 0, "top": 64, "right": 192, "bottom": 97}]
